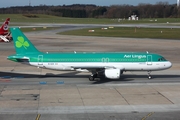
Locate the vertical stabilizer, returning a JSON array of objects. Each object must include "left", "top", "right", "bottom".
[
  {"left": 10, "top": 28, "right": 40, "bottom": 55},
  {"left": 0, "top": 18, "right": 10, "bottom": 35}
]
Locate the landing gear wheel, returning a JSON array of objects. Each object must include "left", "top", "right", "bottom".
[
  {"left": 89, "top": 73, "right": 98, "bottom": 81},
  {"left": 147, "top": 71, "right": 152, "bottom": 79},
  {"left": 89, "top": 76, "right": 94, "bottom": 81}
]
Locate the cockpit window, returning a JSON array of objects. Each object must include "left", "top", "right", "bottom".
[{"left": 158, "top": 57, "right": 166, "bottom": 61}]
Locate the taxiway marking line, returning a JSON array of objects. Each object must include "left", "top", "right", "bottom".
[
  {"left": 142, "top": 112, "right": 154, "bottom": 120},
  {"left": 36, "top": 114, "right": 41, "bottom": 120}
]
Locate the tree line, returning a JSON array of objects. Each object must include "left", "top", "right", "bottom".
[{"left": 0, "top": 2, "right": 180, "bottom": 18}]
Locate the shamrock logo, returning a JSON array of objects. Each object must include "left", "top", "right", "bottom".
[{"left": 16, "top": 36, "right": 30, "bottom": 49}]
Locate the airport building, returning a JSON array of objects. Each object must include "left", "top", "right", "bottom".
[{"left": 128, "top": 15, "right": 138, "bottom": 21}]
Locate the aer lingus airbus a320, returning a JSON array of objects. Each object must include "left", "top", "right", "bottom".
[{"left": 7, "top": 28, "right": 172, "bottom": 81}]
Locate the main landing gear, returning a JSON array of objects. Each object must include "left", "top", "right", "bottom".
[
  {"left": 147, "top": 71, "right": 152, "bottom": 79},
  {"left": 89, "top": 73, "right": 98, "bottom": 81}
]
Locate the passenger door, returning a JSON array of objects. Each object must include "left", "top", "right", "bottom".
[
  {"left": 147, "top": 55, "right": 152, "bottom": 65},
  {"left": 38, "top": 55, "right": 43, "bottom": 66}
]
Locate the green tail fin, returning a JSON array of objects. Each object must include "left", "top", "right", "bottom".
[{"left": 10, "top": 27, "right": 40, "bottom": 54}]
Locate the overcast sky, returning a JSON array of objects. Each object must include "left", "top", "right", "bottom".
[{"left": 0, "top": 0, "right": 176, "bottom": 8}]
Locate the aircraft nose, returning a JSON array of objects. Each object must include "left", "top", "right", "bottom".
[{"left": 166, "top": 61, "right": 172, "bottom": 69}]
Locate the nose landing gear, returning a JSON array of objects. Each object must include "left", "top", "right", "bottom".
[{"left": 148, "top": 71, "right": 152, "bottom": 79}]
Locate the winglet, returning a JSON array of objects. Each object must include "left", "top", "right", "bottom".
[{"left": 10, "top": 27, "right": 40, "bottom": 55}]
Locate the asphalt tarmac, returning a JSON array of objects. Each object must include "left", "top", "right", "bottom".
[{"left": 0, "top": 24, "right": 180, "bottom": 119}]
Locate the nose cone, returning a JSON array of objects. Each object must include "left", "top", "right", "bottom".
[{"left": 166, "top": 61, "right": 172, "bottom": 69}]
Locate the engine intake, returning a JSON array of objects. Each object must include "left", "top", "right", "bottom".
[{"left": 104, "top": 68, "right": 121, "bottom": 79}]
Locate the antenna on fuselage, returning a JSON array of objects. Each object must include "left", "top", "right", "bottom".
[{"left": 146, "top": 51, "right": 149, "bottom": 54}]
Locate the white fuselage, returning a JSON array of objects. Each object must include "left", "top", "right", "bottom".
[{"left": 29, "top": 61, "right": 172, "bottom": 71}]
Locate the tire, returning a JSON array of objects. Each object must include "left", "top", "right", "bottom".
[{"left": 89, "top": 76, "right": 94, "bottom": 81}]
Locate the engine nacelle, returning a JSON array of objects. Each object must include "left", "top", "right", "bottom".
[{"left": 104, "top": 68, "right": 121, "bottom": 79}]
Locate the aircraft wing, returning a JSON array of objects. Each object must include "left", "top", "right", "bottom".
[
  {"left": 0, "top": 35, "right": 9, "bottom": 42},
  {"left": 72, "top": 66, "right": 116, "bottom": 70},
  {"left": 71, "top": 65, "right": 124, "bottom": 73}
]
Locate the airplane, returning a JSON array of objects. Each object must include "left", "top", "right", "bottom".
[
  {"left": 7, "top": 27, "right": 172, "bottom": 81},
  {"left": 0, "top": 18, "right": 12, "bottom": 42}
]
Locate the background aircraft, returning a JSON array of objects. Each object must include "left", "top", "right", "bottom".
[
  {"left": 8, "top": 28, "right": 172, "bottom": 81},
  {"left": 0, "top": 18, "right": 12, "bottom": 42}
]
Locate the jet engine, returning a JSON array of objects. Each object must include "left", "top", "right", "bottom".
[{"left": 104, "top": 68, "right": 121, "bottom": 79}]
